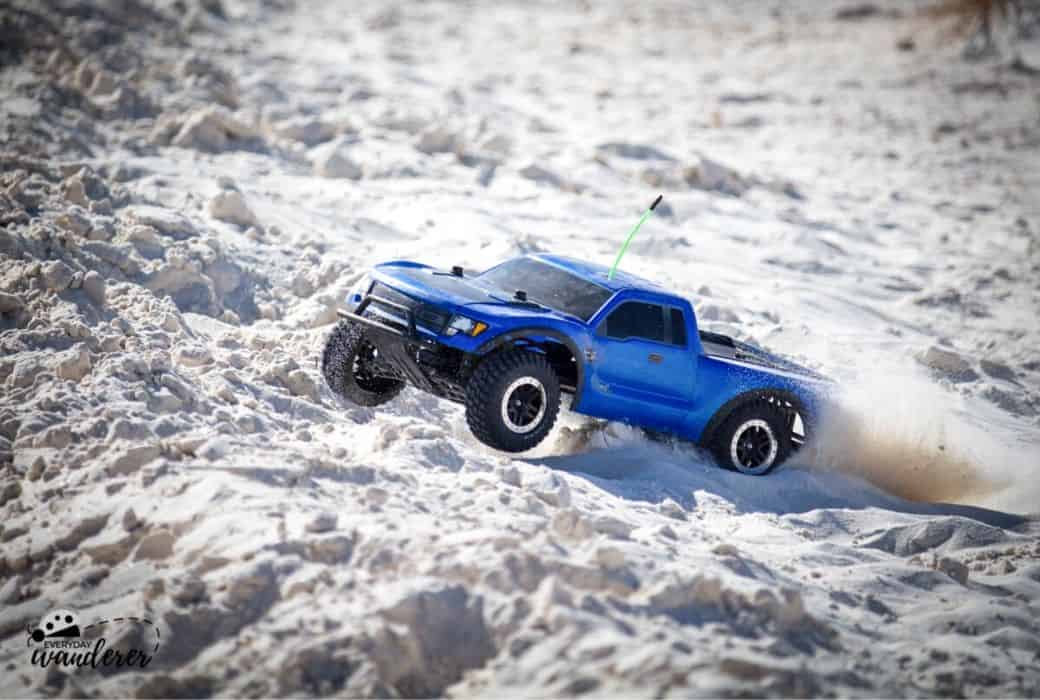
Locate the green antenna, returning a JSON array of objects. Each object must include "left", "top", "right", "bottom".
[{"left": 608, "top": 194, "right": 663, "bottom": 280}]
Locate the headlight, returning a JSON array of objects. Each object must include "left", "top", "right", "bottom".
[
  {"left": 348, "top": 273, "right": 372, "bottom": 306},
  {"left": 445, "top": 315, "right": 488, "bottom": 337}
]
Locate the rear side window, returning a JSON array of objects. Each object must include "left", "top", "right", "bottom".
[
  {"left": 669, "top": 308, "right": 687, "bottom": 347},
  {"left": 604, "top": 302, "right": 665, "bottom": 342}
]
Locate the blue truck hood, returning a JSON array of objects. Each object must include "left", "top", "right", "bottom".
[{"left": 370, "top": 262, "right": 575, "bottom": 323}]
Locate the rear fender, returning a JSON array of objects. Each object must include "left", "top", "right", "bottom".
[{"left": 697, "top": 388, "right": 815, "bottom": 448}]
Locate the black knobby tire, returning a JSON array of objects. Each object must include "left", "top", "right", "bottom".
[
  {"left": 321, "top": 320, "right": 404, "bottom": 407},
  {"left": 710, "top": 400, "right": 793, "bottom": 476},
  {"left": 465, "top": 349, "right": 561, "bottom": 453}
]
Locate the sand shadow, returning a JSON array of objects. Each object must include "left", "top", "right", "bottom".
[{"left": 532, "top": 444, "right": 1029, "bottom": 531}]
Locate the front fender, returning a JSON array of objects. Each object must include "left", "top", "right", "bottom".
[{"left": 475, "top": 326, "right": 589, "bottom": 407}]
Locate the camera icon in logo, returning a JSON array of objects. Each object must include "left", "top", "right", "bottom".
[{"left": 30, "top": 609, "right": 81, "bottom": 643}]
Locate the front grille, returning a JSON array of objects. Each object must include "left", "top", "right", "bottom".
[
  {"left": 368, "top": 282, "right": 450, "bottom": 333},
  {"left": 369, "top": 282, "right": 412, "bottom": 309}
]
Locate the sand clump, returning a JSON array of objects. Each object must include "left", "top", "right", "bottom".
[{"left": 311, "top": 137, "right": 364, "bottom": 179}]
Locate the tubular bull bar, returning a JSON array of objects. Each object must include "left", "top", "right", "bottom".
[{"left": 336, "top": 293, "right": 436, "bottom": 393}]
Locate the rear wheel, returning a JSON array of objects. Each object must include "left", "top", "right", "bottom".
[
  {"left": 465, "top": 349, "right": 561, "bottom": 452},
  {"left": 710, "top": 401, "right": 793, "bottom": 475},
  {"left": 321, "top": 320, "right": 404, "bottom": 406}
]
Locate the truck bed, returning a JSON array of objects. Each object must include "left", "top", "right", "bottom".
[
  {"left": 699, "top": 330, "right": 822, "bottom": 378},
  {"left": 699, "top": 330, "right": 741, "bottom": 360}
]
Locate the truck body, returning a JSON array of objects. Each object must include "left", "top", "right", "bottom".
[{"left": 325, "top": 253, "right": 831, "bottom": 474}]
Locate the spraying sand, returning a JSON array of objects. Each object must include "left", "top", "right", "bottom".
[{"left": 808, "top": 375, "right": 1000, "bottom": 503}]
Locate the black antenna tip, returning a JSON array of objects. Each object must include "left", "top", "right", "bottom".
[{"left": 650, "top": 194, "right": 663, "bottom": 211}]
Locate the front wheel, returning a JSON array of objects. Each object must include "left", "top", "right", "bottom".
[
  {"left": 465, "top": 349, "right": 561, "bottom": 453},
  {"left": 321, "top": 320, "right": 405, "bottom": 407},
  {"left": 710, "top": 401, "right": 793, "bottom": 475}
]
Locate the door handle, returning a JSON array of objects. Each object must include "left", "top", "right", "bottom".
[{"left": 648, "top": 353, "right": 663, "bottom": 364}]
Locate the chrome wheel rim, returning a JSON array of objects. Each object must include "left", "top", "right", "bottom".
[
  {"left": 729, "top": 419, "right": 778, "bottom": 475},
  {"left": 501, "top": 377, "right": 546, "bottom": 434}
]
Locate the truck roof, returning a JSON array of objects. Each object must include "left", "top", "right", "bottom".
[{"left": 531, "top": 253, "right": 671, "bottom": 295}]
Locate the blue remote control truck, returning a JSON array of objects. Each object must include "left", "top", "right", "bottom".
[{"left": 322, "top": 249, "right": 830, "bottom": 475}]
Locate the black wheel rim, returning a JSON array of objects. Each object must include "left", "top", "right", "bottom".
[
  {"left": 353, "top": 340, "right": 401, "bottom": 393},
  {"left": 729, "top": 418, "right": 778, "bottom": 472},
  {"left": 736, "top": 426, "right": 773, "bottom": 467},
  {"left": 507, "top": 384, "right": 543, "bottom": 427}
]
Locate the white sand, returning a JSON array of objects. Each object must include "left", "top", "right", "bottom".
[{"left": 1, "top": 0, "right": 1039, "bottom": 696}]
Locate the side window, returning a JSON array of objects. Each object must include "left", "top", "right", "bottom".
[
  {"left": 669, "top": 308, "right": 687, "bottom": 347},
  {"left": 604, "top": 302, "right": 665, "bottom": 342}
]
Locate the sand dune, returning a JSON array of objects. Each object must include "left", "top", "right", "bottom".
[{"left": 1, "top": 0, "right": 1039, "bottom": 697}]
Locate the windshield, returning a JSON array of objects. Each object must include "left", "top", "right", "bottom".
[{"left": 474, "top": 258, "right": 612, "bottom": 321}]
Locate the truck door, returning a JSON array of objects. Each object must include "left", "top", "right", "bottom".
[{"left": 582, "top": 300, "right": 695, "bottom": 431}]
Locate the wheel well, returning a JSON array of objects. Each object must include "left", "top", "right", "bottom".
[
  {"left": 540, "top": 340, "right": 578, "bottom": 391},
  {"left": 475, "top": 328, "right": 586, "bottom": 405},
  {"left": 699, "top": 390, "right": 808, "bottom": 448}
]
